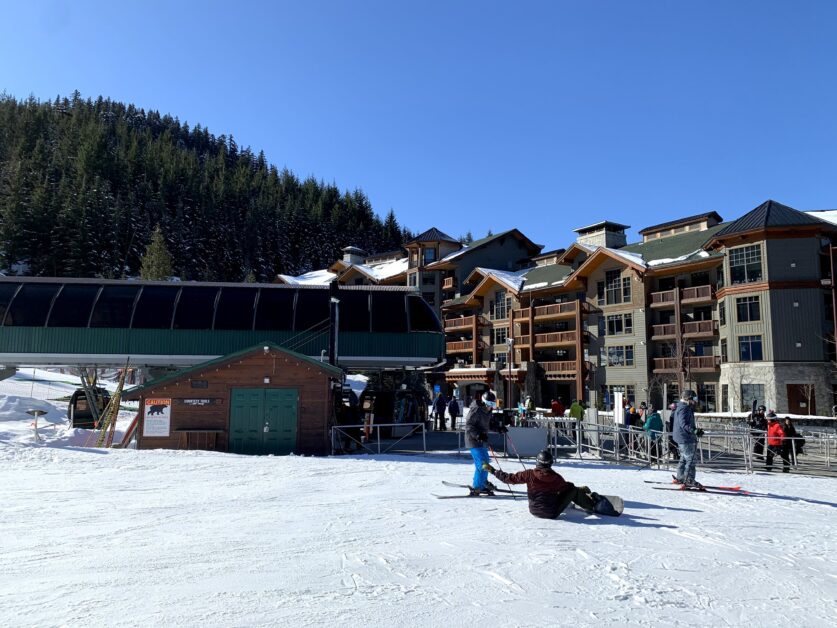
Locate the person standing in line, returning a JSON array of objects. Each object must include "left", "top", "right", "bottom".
[
  {"left": 432, "top": 392, "right": 448, "bottom": 431},
  {"left": 642, "top": 404, "right": 664, "bottom": 461},
  {"left": 747, "top": 404, "right": 768, "bottom": 461},
  {"left": 781, "top": 417, "right": 802, "bottom": 465},
  {"left": 464, "top": 392, "right": 498, "bottom": 496},
  {"left": 765, "top": 412, "right": 788, "bottom": 472},
  {"left": 672, "top": 390, "right": 705, "bottom": 489},
  {"left": 568, "top": 399, "right": 584, "bottom": 445},
  {"left": 551, "top": 398, "right": 565, "bottom": 418},
  {"left": 447, "top": 396, "right": 460, "bottom": 431}
]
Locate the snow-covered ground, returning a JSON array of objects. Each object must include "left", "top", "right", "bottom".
[{"left": 0, "top": 371, "right": 835, "bottom": 626}]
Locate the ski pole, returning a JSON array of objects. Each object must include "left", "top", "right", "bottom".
[
  {"left": 504, "top": 431, "right": 528, "bottom": 471},
  {"left": 487, "top": 442, "right": 517, "bottom": 500}
]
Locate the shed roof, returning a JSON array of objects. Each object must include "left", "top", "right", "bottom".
[{"left": 124, "top": 342, "right": 343, "bottom": 398}]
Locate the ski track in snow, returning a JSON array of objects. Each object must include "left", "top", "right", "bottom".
[{"left": 0, "top": 371, "right": 835, "bottom": 626}]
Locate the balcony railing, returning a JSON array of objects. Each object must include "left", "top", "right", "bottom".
[
  {"left": 651, "top": 323, "right": 677, "bottom": 339},
  {"left": 442, "top": 276, "right": 457, "bottom": 291},
  {"left": 444, "top": 315, "right": 476, "bottom": 332},
  {"left": 682, "top": 320, "right": 719, "bottom": 337},
  {"left": 541, "top": 360, "right": 577, "bottom": 374},
  {"left": 534, "top": 331, "right": 578, "bottom": 346},
  {"left": 533, "top": 301, "right": 579, "bottom": 319},
  {"left": 650, "top": 289, "right": 676, "bottom": 307},
  {"left": 514, "top": 307, "right": 531, "bottom": 319},
  {"left": 652, "top": 356, "right": 721, "bottom": 372},
  {"left": 446, "top": 340, "right": 475, "bottom": 353},
  {"left": 681, "top": 285, "right": 714, "bottom": 303},
  {"left": 513, "top": 335, "right": 530, "bottom": 347}
]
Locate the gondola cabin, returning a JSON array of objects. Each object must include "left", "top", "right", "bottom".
[{"left": 123, "top": 343, "right": 343, "bottom": 455}]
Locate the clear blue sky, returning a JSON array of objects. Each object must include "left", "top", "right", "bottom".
[{"left": 2, "top": 1, "right": 836, "bottom": 251}]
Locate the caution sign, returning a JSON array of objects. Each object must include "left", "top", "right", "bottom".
[{"left": 143, "top": 398, "right": 172, "bottom": 437}]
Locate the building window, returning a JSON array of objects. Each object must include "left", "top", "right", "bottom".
[
  {"left": 736, "top": 296, "right": 760, "bottom": 322},
  {"left": 492, "top": 352, "right": 507, "bottom": 367},
  {"left": 691, "top": 341, "right": 713, "bottom": 357},
  {"left": 729, "top": 244, "right": 763, "bottom": 284},
  {"left": 622, "top": 277, "right": 631, "bottom": 303},
  {"left": 738, "top": 335, "right": 763, "bottom": 361},
  {"left": 605, "top": 270, "right": 622, "bottom": 305},
  {"left": 607, "top": 345, "right": 634, "bottom": 367},
  {"left": 720, "top": 338, "right": 728, "bottom": 363},
  {"left": 699, "top": 384, "right": 717, "bottom": 412},
  {"left": 606, "top": 313, "right": 633, "bottom": 336},
  {"left": 422, "top": 274, "right": 435, "bottom": 286},
  {"left": 721, "top": 384, "right": 729, "bottom": 413},
  {"left": 493, "top": 326, "right": 508, "bottom": 346},
  {"left": 423, "top": 247, "right": 437, "bottom": 265},
  {"left": 408, "top": 274, "right": 418, "bottom": 287},
  {"left": 596, "top": 281, "right": 605, "bottom": 306},
  {"left": 598, "top": 317, "right": 606, "bottom": 337},
  {"left": 719, "top": 301, "right": 726, "bottom": 326},
  {"left": 717, "top": 267, "right": 725, "bottom": 289},
  {"left": 604, "top": 384, "right": 636, "bottom": 406},
  {"left": 667, "top": 383, "right": 679, "bottom": 404},
  {"left": 741, "top": 384, "right": 765, "bottom": 409},
  {"left": 491, "top": 290, "right": 510, "bottom": 320}
]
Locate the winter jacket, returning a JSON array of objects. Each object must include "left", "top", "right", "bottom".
[
  {"left": 433, "top": 395, "right": 447, "bottom": 415},
  {"left": 464, "top": 401, "right": 492, "bottom": 449},
  {"left": 748, "top": 412, "right": 768, "bottom": 435},
  {"left": 767, "top": 420, "right": 784, "bottom": 447},
  {"left": 643, "top": 412, "right": 664, "bottom": 438},
  {"left": 493, "top": 466, "right": 574, "bottom": 519},
  {"left": 447, "top": 398, "right": 460, "bottom": 418},
  {"left": 568, "top": 402, "right": 584, "bottom": 421},
  {"left": 551, "top": 400, "right": 565, "bottom": 417},
  {"left": 672, "top": 401, "right": 697, "bottom": 444}
]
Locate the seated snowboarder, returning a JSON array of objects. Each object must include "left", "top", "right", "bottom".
[{"left": 482, "top": 449, "right": 614, "bottom": 518}]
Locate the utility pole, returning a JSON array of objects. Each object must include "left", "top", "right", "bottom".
[{"left": 506, "top": 336, "right": 514, "bottom": 411}]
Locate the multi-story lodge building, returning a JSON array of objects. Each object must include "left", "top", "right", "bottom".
[{"left": 442, "top": 200, "right": 837, "bottom": 415}]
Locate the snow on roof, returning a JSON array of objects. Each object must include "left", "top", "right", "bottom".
[
  {"left": 603, "top": 247, "right": 647, "bottom": 268},
  {"left": 276, "top": 269, "right": 336, "bottom": 285},
  {"left": 646, "top": 249, "right": 710, "bottom": 267},
  {"left": 806, "top": 210, "right": 837, "bottom": 226},
  {"left": 438, "top": 245, "right": 469, "bottom": 263},
  {"left": 472, "top": 267, "right": 529, "bottom": 292},
  {"left": 355, "top": 257, "right": 408, "bottom": 281}
]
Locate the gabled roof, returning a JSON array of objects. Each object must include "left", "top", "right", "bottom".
[
  {"left": 427, "top": 229, "right": 542, "bottom": 268},
  {"left": 405, "top": 227, "right": 459, "bottom": 245},
  {"left": 621, "top": 221, "right": 728, "bottom": 268},
  {"left": 638, "top": 211, "right": 723, "bottom": 236},
  {"left": 275, "top": 269, "right": 336, "bottom": 285},
  {"left": 124, "top": 342, "right": 343, "bottom": 398},
  {"left": 464, "top": 267, "right": 530, "bottom": 294},
  {"left": 712, "top": 200, "right": 830, "bottom": 239},
  {"left": 519, "top": 264, "right": 573, "bottom": 292}
]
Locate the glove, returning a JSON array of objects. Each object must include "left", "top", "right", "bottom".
[
  {"left": 695, "top": 428, "right": 705, "bottom": 438},
  {"left": 576, "top": 485, "right": 590, "bottom": 494},
  {"left": 477, "top": 432, "right": 488, "bottom": 443},
  {"left": 482, "top": 463, "right": 496, "bottom": 474},
  {"left": 498, "top": 425, "right": 508, "bottom": 434}
]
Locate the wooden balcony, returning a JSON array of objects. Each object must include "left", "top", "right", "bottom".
[
  {"left": 514, "top": 307, "right": 531, "bottom": 319},
  {"left": 681, "top": 285, "right": 714, "bottom": 305},
  {"left": 444, "top": 315, "right": 476, "bottom": 332},
  {"left": 682, "top": 320, "right": 719, "bottom": 338},
  {"left": 650, "top": 289, "right": 676, "bottom": 308},
  {"left": 653, "top": 356, "right": 721, "bottom": 373},
  {"left": 651, "top": 323, "right": 677, "bottom": 340},
  {"left": 442, "top": 276, "right": 457, "bottom": 291},
  {"left": 533, "top": 301, "right": 581, "bottom": 320},
  {"left": 534, "top": 331, "right": 578, "bottom": 347},
  {"left": 541, "top": 360, "right": 578, "bottom": 380},
  {"left": 446, "top": 340, "right": 475, "bottom": 354},
  {"left": 513, "top": 334, "right": 531, "bottom": 347}
]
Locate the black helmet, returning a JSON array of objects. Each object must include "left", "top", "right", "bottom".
[
  {"left": 757, "top": 405, "right": 766, "bottom": 412},
  {"left": 536, "top": 449, "right": 554, "bottom": 468}
]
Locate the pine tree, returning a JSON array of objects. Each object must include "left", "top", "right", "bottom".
[{"left": 140, "top": 224, "right": 173, "bottom": 280}]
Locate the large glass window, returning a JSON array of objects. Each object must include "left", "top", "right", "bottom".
[
  {"left": 605, "top": 270, "right": 622, "bottom": 305},
  {"left": 173, "top": 287, "right": 219, "bottom": 330},
  {"left": 371, "top": 292, "right": 407, "bottom": 333},
  {"left": 729, "top": 245, "right": 763, "bottom": 284},
  {"left": 736, "top": 296, "right": 760, "bottom": 322},
  {"left": 214, "top": 287, "right": 256, "bottom": 330},
  {"left": 254, "top": 288, "right": 295, "bottom": 331},
  {"left": 606, "top": 313, "right": 633, "bottom": 335},
  {"left": 607, "top": 345, "right": 634, "bottom": 366},
  {"left": 0, "top": 283, "right": 21, "bottom": 326},
  {"left": 738, "top": 335, "right": 763, "bottom": 361},
  {"left": 721, "top": 384, "right": 729, "bottom": 412},
  {"left": 294, "top": 289, "right": 331, "bottom": 332},
  {"left": 491, "top": 290, "right": 510, "bottom": 320},
  {"left": 719, "top": 301, "right": 726, "bottom": 326},
  {"left": 90, "top": 286, "right": 140, "bottom": 328},
  {"left": 407, "top": 295, "right": 440, "bottom": 332},
  {"left": 741, "top": 383, "right": 765, "bottom": 408},
  {"left": 4, "top": 283, "right": 60, "bottom": 326},
  {"left": 48, "top": 284, "right": 99, "bottom": 327},
  {"left": 132, "top": 286, "right": 179, "bottom": 329},
  {"left": 337, "top": 290, "right": 370, "bottom": 333},
  {"left": 423, "top": 247, "right": 437, "bottom": 265},
  {"left": 720, "top": 338, "right": 728, "bottom": 363},
  {"left": 493, "top": 326, "right": 508, "bottom": 345}
]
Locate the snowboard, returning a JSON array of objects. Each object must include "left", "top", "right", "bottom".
[{"left": 589, "top": 494, "right": 624, "bottom": 517}]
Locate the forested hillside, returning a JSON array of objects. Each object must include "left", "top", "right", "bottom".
[{"left": 0, "top": 92, "right": 411, "bottom": 281}]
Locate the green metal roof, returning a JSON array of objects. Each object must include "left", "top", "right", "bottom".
[
  {"left": 520, "top": 264, "right": 573, "bottom": 291},
  {"left": 620, "top": 222, "right": 729, "bottom": 266},
  {"left": 124, "top": 342, "right": 343, "bottom": 398}
]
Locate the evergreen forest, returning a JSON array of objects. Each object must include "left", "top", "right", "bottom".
[{"left": 0, "top": 92, "right": 413, "bottom": 281}]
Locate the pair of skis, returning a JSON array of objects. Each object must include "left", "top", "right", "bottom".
[
  {"left": 644, "top": 479, "right": 749, "bottom": 496},
  {"left": 433, "top": 481, "right": 523, "bottom": 499}
]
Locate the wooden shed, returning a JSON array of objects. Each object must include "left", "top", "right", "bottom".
[{"left": 123, "top": 343, "right": 343, "bottom": 455}]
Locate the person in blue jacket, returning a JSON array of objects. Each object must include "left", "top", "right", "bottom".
[
  {"left": 464, "top": 392, "right": 505, "bottom": 495},
  {"left": 672, "top": 390, "right": 705, "bottom": 488}
]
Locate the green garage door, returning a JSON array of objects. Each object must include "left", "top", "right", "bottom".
[{"left": 229, "top": 388, "right": 298, "bottom": 455}]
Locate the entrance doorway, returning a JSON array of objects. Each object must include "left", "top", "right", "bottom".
[
  {"left": 229, "top": 388, "right": 298, "bottom": 454},
  {"left": 786, "top": 384, "right": 816, "bottom": 415}
]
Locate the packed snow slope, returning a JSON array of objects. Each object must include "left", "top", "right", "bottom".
[{"left": 0, "top": 374, "right": 835, "bottom": 626}]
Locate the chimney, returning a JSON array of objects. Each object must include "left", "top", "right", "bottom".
[
  {"left": 341, "top": 246, "right": 367, "bottom": 265},
  {"left": 573, "top": 221, "right": 629, "bottom": 249}
]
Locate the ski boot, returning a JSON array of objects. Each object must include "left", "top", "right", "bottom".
[
  {"left": 468, "top": 486, "right": 482, "bottom": 497},
  {"left": 671, "top": 475, "right": 684, "bottom": 485},
  {"left": 682, "top": 480, "right": 705, "bottom": 491},
  {"left": 481, "top": 481, "right": 497, "bottom": 496}
]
